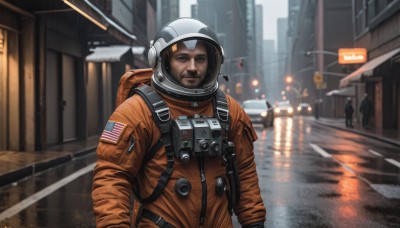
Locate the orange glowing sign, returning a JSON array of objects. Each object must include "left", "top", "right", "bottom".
[{"left": 338, "top": 48, "right": 367, "bottom": 64}]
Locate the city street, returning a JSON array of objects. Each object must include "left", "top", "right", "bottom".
[
  {"left": 253, "top": 117, "right": 400, "bottom": 227},
  {"left": 1, "top": 117, "right": 399, "bottom": 227}
]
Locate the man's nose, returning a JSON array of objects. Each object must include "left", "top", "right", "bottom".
[{"left": 187, "top": 58, "right": 196, "bottom": 71}]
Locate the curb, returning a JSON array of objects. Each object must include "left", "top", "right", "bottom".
[
  {"left": 0, "top": 146, "right": 97, "bottom": 188},
  {"left": 317, "top": 121, "right": 400, "bottom": 148}
]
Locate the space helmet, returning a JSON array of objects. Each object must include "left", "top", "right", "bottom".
[{"left": 148, "top": 18, "right": 224, "bottom": 100}]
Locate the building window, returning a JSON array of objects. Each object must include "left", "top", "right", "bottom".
[
  {"left": 354, "top": 0, "right": 368, "bottom": 37},
  {"left": 367, "top": 0, "right": 400, "bottom": 29}
]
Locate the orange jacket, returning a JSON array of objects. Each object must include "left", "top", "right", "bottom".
[{"left": 92, "top": 90, "right": 266, "bottom": 227}]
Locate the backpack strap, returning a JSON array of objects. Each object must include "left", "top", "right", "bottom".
[
  {"left": 215, "top": 89, "right": 230, "bottom": 137},
  {"left": 131, "top": 85, "right": 174, "bottom": 204},
  {"left": 215, "top": 90, "right": 242, "bottom": 212}
]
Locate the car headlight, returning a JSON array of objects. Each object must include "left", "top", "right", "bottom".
[
  {"left": 308, "top": 107, "right": 312, "bottom": 112},
  {"left": 288, "top": 107, "right": 293, "bottom": 113},
  {"left": 274, "top": 108, "right": 280, "bottom": 113},
  {"left": 297, "top": 106, "right": 301, "bottom": 111},
  {"left": 261, "top": 111, "right": 267, "bottom": 117}
]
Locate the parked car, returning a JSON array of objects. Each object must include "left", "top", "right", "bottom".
[
  {"left": 296, "top": 103, "right": 313, "bottom": 115},
  {"left": 242, "top": 99, "right": 274, "bottom": 127},
  {"left": 274, "top": 101, "right": 294, "bottom": 117}
]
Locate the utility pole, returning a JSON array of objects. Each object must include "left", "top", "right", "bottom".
[{"left": 316, "top": 0, "right": 324, "bottom": 119}]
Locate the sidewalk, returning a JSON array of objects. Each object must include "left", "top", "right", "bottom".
[
  {"left": 1, "top": 119, "right": 399, "bottom": 188},
  {"left": 316, "top": 117, "right": 400, "bottom": 148},
  {"left": 0, "top": 135, "right": 99, "bottom": 188}
]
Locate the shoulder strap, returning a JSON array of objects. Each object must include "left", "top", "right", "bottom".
[
  {"left": 215, "top": 89, "right": 230, "bottom": 138},
  {"left": 131, "top": 85, "right": 174, "bottom": 204}
]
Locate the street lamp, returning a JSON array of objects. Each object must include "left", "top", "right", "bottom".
[
  {"left": 285, "top": 75, "right": 302, "bottom": 91},
  {"left": 285, "top": 75, "right": 293, "bottom": 84},
  {"left": 252, "top": 79, "right": 259, "bottom": 87},
  {"left": 305, "top": 50, "right": 338, "bottom": 57},
  {"left": 285, "top": 75, "right": 304, "bottom": 105}
]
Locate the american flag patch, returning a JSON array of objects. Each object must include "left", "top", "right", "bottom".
[{"left": 100, "top": 121, "right": 127, "bottom": 144}]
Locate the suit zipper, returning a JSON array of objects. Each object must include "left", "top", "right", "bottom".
[{"left": 198, "top": 158, "right": 207, "bottom": 226}]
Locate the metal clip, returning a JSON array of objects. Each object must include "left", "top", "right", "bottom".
[{"left": 155, "top": 107, "right": 170, "bottom": 122}]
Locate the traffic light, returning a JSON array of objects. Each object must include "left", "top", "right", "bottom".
[
  {"left": 252, "top": 79, "right": 259, "bottom": 87},
  {"left": 285, "top": 75, "right": 293, "bottom": 84}
]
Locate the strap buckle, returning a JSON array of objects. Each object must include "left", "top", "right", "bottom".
[
  {"left": 156, "top": 216, "right": 169, "bottom": 227},
  {"left": 216, "top": 107, "right": 229, "bottom": 122},
  {"left": 155, "top": 107, "right": 170, "bottom": 122}
]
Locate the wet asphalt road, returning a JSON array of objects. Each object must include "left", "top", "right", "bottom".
[
  {"left": 251, "top": 116, "right": 400, "bottom": 228},
  {"left": 1, "top": 116, "right": 400, "bottom": 227}
]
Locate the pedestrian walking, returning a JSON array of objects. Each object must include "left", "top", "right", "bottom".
[
  {"left": 91, "top": 18, "right": 266, "bottom": 227},
  {"left": 344, "top": 97, "right": 354, "bottom": 128},
  {"left": 359, "top": 93, "right": 373, "bottom": 129}
]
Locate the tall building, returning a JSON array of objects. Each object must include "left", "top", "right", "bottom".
[
  {"left": 277, "top": 18, "right": 288, "bottom": 102},
  {"left": 255, "top": 5, "right": 265, "bottom": 98},
  {"left": 194, "top": 0, "right": 258, "bottom": 101},
  {"left": 286, "top": 0, "right": 301, "bottom": 81},
  {"left": 263, "top": 40, "right": 278, "bottom": 101},
  {"left": 339, "top": 0, "right": 400, "bottom": 130},
  {"left": 288, "top": 0, "right": 353, "bottom": 117},
  {"left": 156, "top": 0, "right": 179, "bottom": 30}
]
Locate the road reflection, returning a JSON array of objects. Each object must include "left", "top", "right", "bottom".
[{"left": 273, "top": 117, "right": 293, "bottom": 157}]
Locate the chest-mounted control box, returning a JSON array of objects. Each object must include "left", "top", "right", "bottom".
[{"left": 172, "top": 115, "right": 223, "bottom": 163}]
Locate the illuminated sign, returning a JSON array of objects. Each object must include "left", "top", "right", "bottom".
[{"left": 338, "top": 48, "right": 367, "bottom": 64}]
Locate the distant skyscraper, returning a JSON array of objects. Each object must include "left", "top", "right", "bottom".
[
  {"left": 194, "top": 0, "right": 258, "bottom": 101},
  {"left": 157, "top": 0, "right": 179, "bottom": 29},
  {"left": 263, "top": 40, "right": 279, "bottom": 101},
  {"left": 255, "top": 5, "right": 264, "bottom": 95},
  {"left": 277, "top": 17, "right": 288, "bottom": 100}
]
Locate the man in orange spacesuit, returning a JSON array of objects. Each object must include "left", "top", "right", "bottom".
[{"left": 92, "top": 18, "right": 266, "bottom": 228}]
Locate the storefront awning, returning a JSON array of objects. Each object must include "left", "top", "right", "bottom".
[
  {"left": 339, "top": 47, "right": 400, "bottom": 88},
  {"left": 86, "top": 46, "right": 131, "bottom": 62},
  {"left": 63, "top": 0, "right": 136, "bottom": 45},
  {"left": 326, "top": 86, "right": 355, "bottom": 97}
]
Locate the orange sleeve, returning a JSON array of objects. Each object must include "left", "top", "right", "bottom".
[
  {"left": 226, "top": 96, "right": 266, "bottom": 226},
  {"left": 92, "top": 96, "right": 155, "bottom": 227}
]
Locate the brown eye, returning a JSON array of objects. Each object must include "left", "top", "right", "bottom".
[
  {"left": 196, "top": 56, "right": 206, "bottom": 63},
  {"left": 176, "top": 55, "right": 188, "bottom": 62}
]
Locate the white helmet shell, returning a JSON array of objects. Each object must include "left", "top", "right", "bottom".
[{"left": 148, "top": 18, "right": 224, "bottom": 100}]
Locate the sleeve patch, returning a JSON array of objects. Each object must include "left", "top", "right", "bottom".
[{"left": 100, "top": 121, "right": 127, "bottom": 144}]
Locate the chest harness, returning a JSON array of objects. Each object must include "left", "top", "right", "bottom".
[{"left": 130, "top": 85, "right": 240, "bottom": 227}]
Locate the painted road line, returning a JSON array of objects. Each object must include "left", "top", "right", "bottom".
[
  {"left": 335, "top": 160, "right": 357, "bottom": 175},
  {"left": 0, "top": 163, "right": 96, "bottom": 221},
  {"left": 309, "top": 144, "right": 355, "bottom": 175},
  {"left": 309, "top": 143, "right": 332, "bottom": 158},
  {"left": 385, "top": 158, "right": 400, "bottom": 168},
  {"left": 368, "top": 149, "right": 383, "bottom": 157}
]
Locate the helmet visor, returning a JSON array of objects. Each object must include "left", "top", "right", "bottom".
[{"left": 161, "top": 38, "right": 223, "bottom": 89}]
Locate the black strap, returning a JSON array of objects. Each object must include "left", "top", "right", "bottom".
[
  {"left": 132, "top": 140, "right": 163, "bottom": 200},
  {"left": 143, "top": 140, "right": 163, "bottom": 164},
  {"left": 215, "top": 89, "right": 230, "bottom": 138},
  {"left": 140, "top": 208, "right": 175, "bottom": 228},
  {"left": 131, "top": 85, "right": 174, "bottom": 204},
  {"left": 141, "top": 154, "right": 174, "bottom": 203},
  {"left": 134, "top": 86, "right": 170, "bottom": 123}
]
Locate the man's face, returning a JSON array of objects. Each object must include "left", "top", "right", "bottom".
[{"left": 169, "top": 40, "right": 208, "bottom": 89}]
